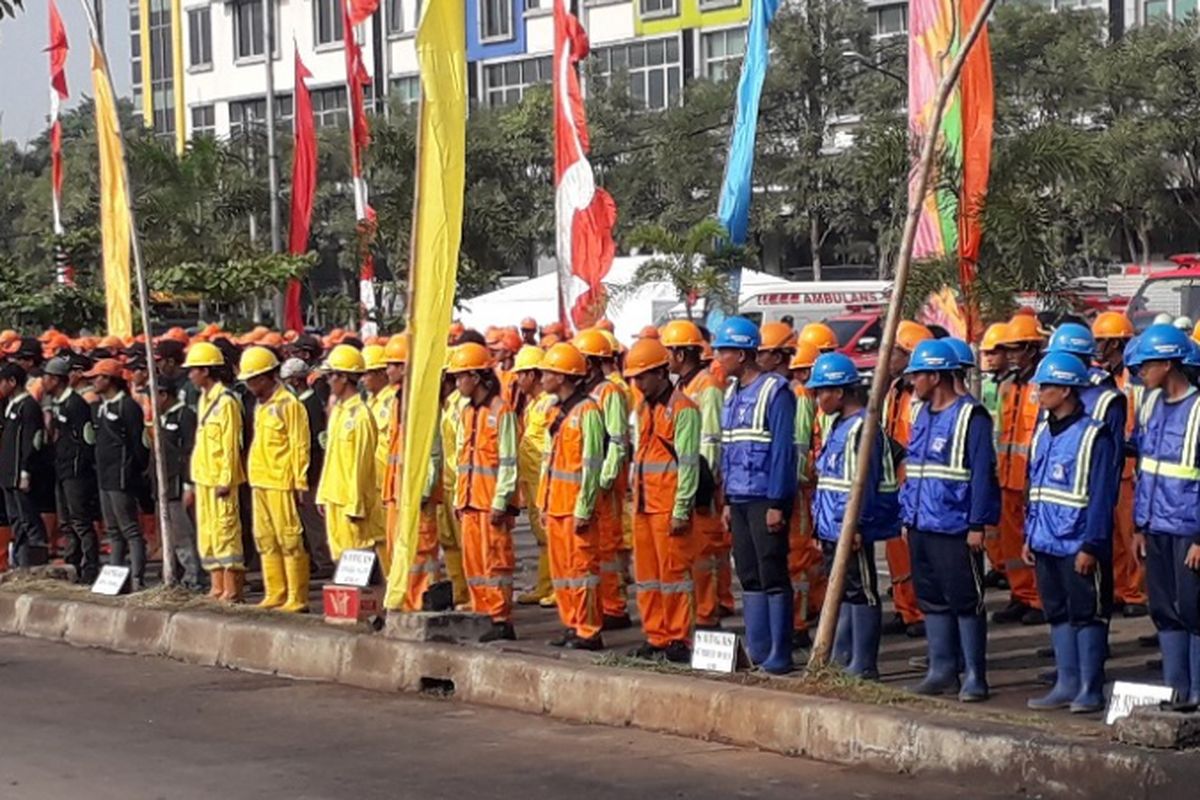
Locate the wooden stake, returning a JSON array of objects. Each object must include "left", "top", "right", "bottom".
[{"left": 807, "top": 0, "right": 1001, "bottom": 668}]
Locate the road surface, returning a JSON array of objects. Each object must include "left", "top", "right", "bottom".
[{"left": 0, "top": 636, "right": 1017, "bottom": 800}]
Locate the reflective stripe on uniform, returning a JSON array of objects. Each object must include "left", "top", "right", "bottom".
[
  {"left": 552, "top": 575, "right": 600, "bottom": 589},
  {"left": 1029, "top": 424, "right": 1099, "bottom": 509}
]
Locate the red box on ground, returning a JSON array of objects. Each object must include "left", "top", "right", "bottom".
[{"left": 322, "top": 584, "right": 382, "bottom": 625}]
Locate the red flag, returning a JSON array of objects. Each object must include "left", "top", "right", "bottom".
[
  {"left": 342, "top": 0, "right": 376, "bottom": 336},
  {"left": 346, "top": 0, "right": 379, "bottom": 26},
  {"left": 285, "top": 49, "right": 318, "bottom": 332},
  {"left": 48, "top": 0, "right": 72, "bottom": 284},
  {"left": 957, "top": 0, "right": 993, "bottom": 343},
  {"left": 553, "top": 0, "right": 615, "bottom": 332}
]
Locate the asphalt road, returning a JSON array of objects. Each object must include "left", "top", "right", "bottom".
[{"left": 0, "top": 636, "right": 1017, "bottom": 800}]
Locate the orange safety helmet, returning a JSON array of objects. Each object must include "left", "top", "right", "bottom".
[
  {"left": 700, "top": 341, "right": 715, "bottom": 363},
  {"left": 539, "top": 334, "right": 561, "bottom": 348},
  {"left": 789, "top": 341, "right": 821, "bottom": 370},
  {"left": 896, "top": 320, "right": 934, "bottom": 353},
  {"left": 499, "top": 328, "right": 523, "bottom": 354},
  {"left": 520, "top": 317, "right": 538, "bottom": 332},
  {"left": 980, "top": 323, "right": 1008, "bottom": 353},
  {"left": 758, "top": 321, "right": 797, "bottom": 352},
  {"left": 98, "top": 335, "right": 124, "bottom": 351},
  {"left": 638, "top": 325, "right": 660, "bottom": 340},
  {"left": 446, "top": 342, "right": 493, "bottom": 373},
  {"left": 1001, "top": 314, "right": 1045, "bottom": 345},
  {"left": 163, "top": 327, "right": 190, "bottom": 345},
  {"left": 624, "top": 338, "right": 671, "bottom": 377},
  {"left": 448, "top": 321, "right": 466, "bottom": 339},
  {"left": 596, "top": 318, "right": 615, "bottom": 333},
  {"left": 1092, "top": 311, "right": 1135, "bottom": 340},
  {"left": 542, "top": 321, "right": 567, "bottom": 338},
  {"left": 260, "top": 332, "right": 285, "bottom": 349},
  {"left": 798, "top": 322, "right": 838, "bottom": 352},
  {"left": 573, "top": 328, "right": 614, "bottom": 359},
  {"left": 282, "top": 330, "right": 300, "bottom": 344},
  {"left": 540, "top": 342, "right": 588, "bottom": 376},
  {"left": 660, "top": 320, "right": 705, "bottom": 348},
  {"left": 384, "top": 333, "right": 409, "bottom": 364}
]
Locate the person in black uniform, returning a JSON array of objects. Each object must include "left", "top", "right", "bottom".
[
  {"left": 44, "top": 357, "right": 99, "bottom": 582},
  {"left": 147, "top": 375, "right": 205, "bottom": 590},
  {"left": 87, "top": 358, "right": 150, "bottom": 590},
  {"left": 0, "top": 363, "right": 48, "bottom": 567},
  {"left": 282, "top": 357, "right": 334, "bottom": 577}
]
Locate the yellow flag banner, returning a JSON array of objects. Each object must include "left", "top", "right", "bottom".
[
  {"left": 384, "top": 0, "right": 467, "bottom": 608},
  {"left": 90, "top": 43, "right": 133, "bottom": 337}
]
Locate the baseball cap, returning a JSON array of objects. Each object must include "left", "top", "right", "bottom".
[
  {"left": 43, "top": 357, "right": 71, "bottom": 378},
  {"left": 83, "top": 358, "right": 124, "bottom": 379}
]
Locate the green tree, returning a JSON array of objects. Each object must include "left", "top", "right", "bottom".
[{"left": 618, "top": 219, "right": 750, "bottom": 319}]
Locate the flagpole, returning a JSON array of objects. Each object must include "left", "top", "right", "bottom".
[
  {"left": 78, "top": 0, "right": 177, "bottom": 586},
  {"left": 807, "top": 0, "right": 1000, "bottom": 669},
  {"left": 263, "top": 0, "right": 282, "bottom": 256}
]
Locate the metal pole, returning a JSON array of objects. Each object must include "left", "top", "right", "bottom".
[
  {"left": 94, "top": 0, "right": 104, "bottom": 47},
  {"left": 79, "top": 0, "right": 176, "bottom": 585},
  {"left": 808, "top": 0, "right": 1000, "bottom": 668},
  {"left": 263, "top": 0, "right": 282, "bottom": 255}
]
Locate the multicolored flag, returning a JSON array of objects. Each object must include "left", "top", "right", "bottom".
[
  {"left": 342, "top": 0, "right": 378, "bottom": 337},
  {"left": 285, "top": 48, "right": 317, "bottom": 332},
  {"left": 48, "top": 0, "right": 72, "bottom": 285},
  {"left": 553, "top": 0, "right": 616, "bottom": 333},
  {"left": 383, "top": 0, "right": 467, "bottom": 608}
]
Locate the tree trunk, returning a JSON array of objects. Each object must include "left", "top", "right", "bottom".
[
  {"left": 811, "top": 215, "right": 823, "bottom": 281},
  {"left": 1138, "top": 222, "right": 1151, "bottom": 265},
  {"left": 877, "top": 237, "right": 889, "bottom": 280}
]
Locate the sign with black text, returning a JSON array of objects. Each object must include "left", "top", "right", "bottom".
[
  {"left": 91, "top": 566, "right": 130, "bottom": 596},
  {"left": 334, "top": 549, "right": 378, "bottom": 588},
  {"left": 691, "top": 630, "right": 740, "bottom": 673},
  {"left": 1105, "top": 681, "right": 1176, "bottom": 725}
]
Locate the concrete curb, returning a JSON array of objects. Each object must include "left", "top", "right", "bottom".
[{"left": 1, "top": 591, "right": 1193, "bottom": 798}]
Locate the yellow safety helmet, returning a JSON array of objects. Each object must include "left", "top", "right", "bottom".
[
  {"left": 384, "top": 334, "right": 409, "bottom": 364},
  {"left": 362, "top": 344, "right": 387, "bottom": 372},
  {"left": 323, "top": 344, "right": 365, "bottom": 374},
  {"left": 513, "top": 345, "right": 545, "bottom": 373},
  {"left": 980, "top": 323, "right": 1008, "bottom": 353},
  {"left": 236, "top": 346, "right": 279, "bottom": 381},
  {"left": 182, "top": 341, "right": 224, "bottom": 369}
]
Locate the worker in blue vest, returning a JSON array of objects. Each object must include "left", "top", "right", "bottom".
[
  {"left": 901, "top": 340, "right": 1000, "bottom": 702},
  {"left": 1133, "top": 324, "right": 1200, "bottom": 704},
  {"left": 716, "top": 317, "right": 797, "bottom": 675},
  {"left": 1024, "top": 352, "right": 1117, "bottom": 713},
  {"left": 809, "top": 352, "right": 900, "bottom": 680}
]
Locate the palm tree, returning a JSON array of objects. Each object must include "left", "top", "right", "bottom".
[{"left": 619, "top": 219, "right": 751, "bottom": 321}]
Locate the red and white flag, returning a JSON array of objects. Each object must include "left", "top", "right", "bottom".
[
  {"left": 553, "top": 0, "right": 615, "bottom": 333},
  {"left": 343, "top": 0, "right": 377, "bottom": 337},
  {"left": 285, "top": 48, "right": 318, "bottom": 332},
  {"left": 48, "top": 0, "right": 72, "bottom": 284}
]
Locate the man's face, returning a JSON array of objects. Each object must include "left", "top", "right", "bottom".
[
  {"left": 158, "top": 357, "right": 180, "bottom": 377},
  {"left": 911, "top": 371, "right": 940, "bottom": 402},
  {"left": 755, "top": 350, "right": 787, "bottom": 374},
  {"left": 888, "top": 347, "right": 910, "bottom": 380},
  {"left": 516, "top": 370, "right": 539, "bottom": 395},
  {"left": 1140, "top": 359, "right": 1172, "bottom": 390},
  {"left": 156, "top": 389, "right": 173, "bottom": 413},
  {"left": 1006, "top": 343, "right": 1037, "bottom": 371},
  {"left": 1038, "top": 384, "right": 1069, "bottom": 413},
  {"left": 667, "top": 349, "right": 687, "bottom": 376},
  {"left": 43, "top": 374, "right": 65, "bottom": 397},
  {"left": 541, "top": 371, "right": 564, "bottom": 395},
  {"left": 246, "top": 373, "right": 274, "bottom": 400},
  {"left": 715, "top": 348, "right": 746, "bottom": 377},
  {"left": 631, "top": 368, "right": 666, "bottom": 398},
  {"left": 1096, "top": 338, "right": 1124, "bottom": 368},
  {"left": 454, "top": 371, "right": 480, "bottom": 398},
  {"left": 94, "top": 374, "right": 114, "bottom": 395},
  {"left": 329, "top": 372, "right": 354, "bottom": 396},
  {"left": 980, "top": 350, "right": 1005, "bottom": 374},
  {"left": 791, "top": 367, "right": 812, "bottom": 385},
  {"left": 362, "top": 369, "right": 387, "bottom": 395},
  {"left": 0, "top": 377, "right": 16, "bottom": 400},
  {"left": 188, "top": 367, "right": 207, "bottom": 388},
  {"left": 386, "top": 362, "right": 405, "bottom": 386},
  {"left": 816, "top": 386, "right": 844, "bottom": 416}
]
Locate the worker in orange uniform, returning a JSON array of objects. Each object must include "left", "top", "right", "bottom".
[
  {"left": 512, "top": 345, "right": 555, "bottom": 606},
  {"left": 879, "top": 320, "right": 934, "bottom": 638},
  {"left": 239, "top": 346, "right": 311, "bottom": 612},
  {"left": 448, "top": 342, "right": 520, "bottom": 641},
  {"left": 994, "top": 313, "right": 1046, "bottom": 624},
  {"left": 487, "top": 328, "right": 522, "bottom": 409},
  {"left": 520, "top": 318, "right": 539, "bottom": 347},
  {"left": 574, "top": 328, "right": 632, "bottom": 631},
  {"left": 625, "top": 337, "right": 701, "bottom": 663},
  {"left": 788, "top": 340, "right": 827, "bottom": 646},
  {"left": 662, "top": 320, "right": 728, "bottom": 627},
  {"left": 978, "top": 322, "right": 1009, "bottom": 588},
  {"left": 1093, "top": 311, "right": 1147, "bottom": 617},
  {"left": 537, "top": 343, "right": 606, "bottom": 650}
]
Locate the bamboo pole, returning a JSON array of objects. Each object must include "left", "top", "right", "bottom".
[
  {"left": 808, "top": 0, "right": 1000, "bottom": 668},
  {"left": 79, "top": 0, "right": 176, "bottom": 586}
]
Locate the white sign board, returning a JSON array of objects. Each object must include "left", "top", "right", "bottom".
[
  {"left": 691, "top": 630, "right": 739, "bottom": 673},
  {"left": 334, "top": 549, "right": 377, "bottom": 588},
  {"left": 1105, "top": 681, "right": 1177, "bottom": 725},
  {"left": 91, "top": 565, "right": 130, "bottom": 596}
]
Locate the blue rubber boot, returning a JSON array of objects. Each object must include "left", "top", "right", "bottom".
[
  {"left": 1028, "top": 624, "right": 1079, "bottom": 710},
  {"left": 957, "top": 613, "right": 990, "bottom": 703},
  {"left": 1159, "top": 630, "right": 1191, "bottom": 700},
  {"left": 833, "top": 603, "right": 853, "bottom": 667},
  {"left": 911, "top": 612, "right": 959, "bottom": 696},
  {"left": 1190, "top": 635, "right": 1200, "bottom": 705},
  {"left": 1070, "top": 623, "right": 1107, "bottom": 714},
  {"left": 847, "top": 603, "right": 882, "bottom": 680},
  {"left": 741, "top": 591, "right": 770, "bottom": 665},
  {"left": 761, "top": 591, "right": 795, "bottom": 675}
]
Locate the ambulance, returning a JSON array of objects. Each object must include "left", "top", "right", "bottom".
[{"left": 738, "top": 281, "right": 892, "bottom": 327}]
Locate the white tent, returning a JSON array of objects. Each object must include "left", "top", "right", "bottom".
[{"left": 458, "top": 259, "right": 788, "bottom": 344}]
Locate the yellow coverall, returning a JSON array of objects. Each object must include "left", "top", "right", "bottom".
[
  {"left": 317, "top": 394, "right": 385, "bottom": 564},
  {"left": 517, "top": 391, "right": 556, "bottom": 603},
  {"left": 192, "top": 383, "right": 245, "bottom": 573},
  {"left": 369, "top": 384, "right": 398, "bottom": 498},
  {"left": 439, "top": 389, "right": 470, "bottom": 604}
]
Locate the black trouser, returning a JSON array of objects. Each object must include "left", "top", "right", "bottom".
[
  {"left": 821, "top": 538, "right": 879, "bottom": 606},
  {"left": 2, "top": 487, "right": 47, "bottom": 567},
  {"left": 729, "top": 500, "right": 790, "bottom": 593},
  {"left": 100, "top": 489, "right": 145, "bottom": 584},
  {"left": 910, "top": 530, "right": 985, "bottom": 616},
  {"left": 57, "top": 477, "right": 99, "bottom": 582},
  {"left": 1145, "top": 533, "right": 1200, "bottom": 634},
  {"left": 1034, "top": 547, "right": 1113, "bottom": 627},
  {"left": 166, "top": 498, "right": 204, "bottom": 590}
]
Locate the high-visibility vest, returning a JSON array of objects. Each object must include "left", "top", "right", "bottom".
[
  {"left": 901, "top": 396, "right": 994, "bottom": 535},
  {"left": 813, "top": 409, "right": 900, "bottom": 543},
  {"left": 883, "top": 379, "right": 914, "bottom": 448},
  {"left": 1115, "top": 370, "right": 1138, "bottom": 481},
  {"left": 537, "top": 394, "right": 601, "bottom": 517},
  {"left": 720, "top": 371, "right": 788, "bottom": 498},
  {"left": 998, "top": 377, "right": 1039, "bottom": 490},
  {"left": 456, "top": 393, "right": 516, "bottom": 512},
  {"left": 793, "top": 382, "right": 816, "bottom": 485},
  {"left": 631, "top": 387, "right": 698, "bottom": 515},
  {"left": 683, "top": 368, "right": 724, "bottom": 484},
  {"left": 1025, "top": 414, "right": 1103, "bottom": 556},
  {"left": 1135, "top": 388, "right": 1200, "bottom": 537}
]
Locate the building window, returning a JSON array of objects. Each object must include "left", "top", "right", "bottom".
[
  {"left": 872, "top": 3, "right": 907, "bottom": 37},
  {"left": 149, "top": 0, "right": 175, "bottom": 137},
  {"left": 639, "top": 0, "right": 677, "bottom": 18},
  {"left": 311, "top": 87, "right": 350, "bottom": 128},
  {"left": 191, "top": 104, "right": 215, "bottom": 137},
  {"left": 233, "top": 0, "right": 276, "bottom": 60},
  {"left": 591, "top": 37, "right": 682, "bottom": 111},
  {"left": 314, "top": 0, "right": 344, "bottom": 46},
  {"left": 701, "top": 27, "right": 746, "bottom": 82},
  {"left": 698, "top": 0, "right": 738, "bottom": 9},
  {"left": 481, "top": 55, "right": 551, "bottom": 107},
  {"left": 130, "top": 0, "right": 142, "bottom": 92},
  {"left": 387, "top": 0, "right": 404, "bottom": 33},
  {"left": 187, "top": 7, "right": 212, "bottom": 69},
  {"left": 525, "top": 0, "right": 541, "bottom": 9},
  {"left": 479, "top": 0, "right": 513, "bottom": 41},
  {"left": 390, "top": 75, "right": 421, "bottom": 107},
  {"left": 1143, "top": 0, "right": 1170, "bottom": 17},
  {"left": 228, "top": 95, "right": 294, "bottom": 138}
]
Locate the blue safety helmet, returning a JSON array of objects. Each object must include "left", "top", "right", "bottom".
[
  {"left": 1186, "top": 339, "right": 1200, "bottom": 369},
  {"left": 1032, "top": 352, "right": 1091, "bottom": 388},
  {"left": 807, "top": 353, "right": 861, "bottom": 389},
  {"left": 1046, "top": 322, "right": 1094, "bottom": 359},
  {"left": 1124, "top": 335, "right": 1143, "bottom": 369},
  {"left": 1137, "top": 323, "right": 1192, "bottom": 363},
  {"left": 712, "top": 316, "right": 761, "bottom": 350},
  {"left": 904, "top": 339, "right": 959, "bottom": 374},
  {"left": 945, "top": 337, "right": 976, "bottom": 368}
]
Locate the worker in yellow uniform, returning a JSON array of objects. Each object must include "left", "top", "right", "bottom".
[
  {"left": 512, "top": 345, "right": 556, "bottom": 606},
  {"left": 449, "top": 342, "right": 520, "bottom": 642},
  {"left": 316, "top": 345, "right": 385, "bottom": 565},
  {"left": 440, "top": 349, "right": 472, "bottom": 607},
  {"left": 239, "top": 346, "right": 311, "bottom": 612},
  {"left": 362, "top": 343, "right": 397, "bottom": 513},
  {"left": 185, "top": 342, "right": 247, "bottom": 603}
]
